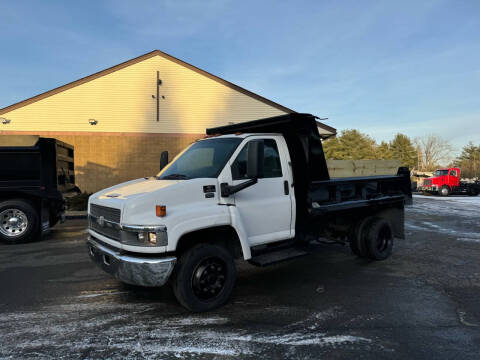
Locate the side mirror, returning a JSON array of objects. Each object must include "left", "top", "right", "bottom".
[
  {"left": 246, "top": 140, "right": 264, "bottom": 179},
  {"left": 160, "top": 151, "right": 169, "bottom": 171},
  {"left": 220, "top": 140, "right": 264, "bottom": 197}
]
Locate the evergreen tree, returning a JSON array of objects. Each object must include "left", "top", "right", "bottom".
[
  {"left": 454, "top": 142, "right": 480, "bottom": 178},
  {"left": 389, "top": 133, "right": 417, "bottom": 169},
  {"left": 322, "top": 130, "right": 420, "bottom": 171},
  {"left": 376, "top": 141, "right": 394, "bottom": 160},
  {"left": 323, "top": 129, "right": 377, "bottom": 160},
  {"left": 323, "top": 137, "right": 341, "bottom": 159}
]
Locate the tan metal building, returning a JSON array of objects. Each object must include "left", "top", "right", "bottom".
[{"left": 0, "top": 50, "right": 336, "bottom": 193}]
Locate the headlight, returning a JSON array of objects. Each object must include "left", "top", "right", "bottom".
[
  {"left": 137, "top": 231, "right": 159, "bottom": 245},
  {"left": 148, "top": 232, "right": 157, "bottom": 244},
  {"left": 120, "top": 225, "right": 168, "bottom": 247}
]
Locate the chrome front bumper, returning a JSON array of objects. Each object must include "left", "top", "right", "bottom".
[{"left": 87, "top": 237, "right": 176, "bottom": 287}]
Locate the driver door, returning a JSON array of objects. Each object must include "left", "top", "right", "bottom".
[{"left": 230, "top": 137, "right": 293, "bottom": 246}]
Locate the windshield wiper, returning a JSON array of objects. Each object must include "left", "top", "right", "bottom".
[{"left": 158, "top": 173, "right": 190, "bottom": 180}]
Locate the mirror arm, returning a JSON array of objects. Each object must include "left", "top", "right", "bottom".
[{"left": 221, "top": 178, "right": 258, "bottom": 197}]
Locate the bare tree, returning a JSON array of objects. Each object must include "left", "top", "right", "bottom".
[{"left": 414, "top": 135, "right": 454, "bottom": 171}]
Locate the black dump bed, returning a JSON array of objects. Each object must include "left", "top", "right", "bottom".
[
  {"left": 0, "top": 136, "right": 76, "bottom": 197},
  {"left": 208, "top": 114, "right": 412, "bottom": 232}
]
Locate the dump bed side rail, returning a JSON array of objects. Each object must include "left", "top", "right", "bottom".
[{"left": 309, "top": 167, "right": 412, "bottom": 216}]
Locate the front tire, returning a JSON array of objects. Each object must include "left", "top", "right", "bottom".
[
  {"left": 0, "top": 200, "right": 39, "bottom": 244},
  {"left": 172, "top": 243, "right": 236, "bottom": 312},
  {"left": 439, "top": 186, "right": 450, "bottom": 197}
]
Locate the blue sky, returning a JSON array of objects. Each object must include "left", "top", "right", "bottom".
[{"left": 1, "top": 0, "right": 479, "bottom": 151}]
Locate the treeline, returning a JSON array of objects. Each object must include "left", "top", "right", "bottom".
[
  {"left": 323, "top": 130, "right": 418, "bottom": 168},
  {"left": 454, "top": 142, "right": 480, "bottom": 178},
  {"left": 323, "top": 129, "right": 479, "bottom": 177}
]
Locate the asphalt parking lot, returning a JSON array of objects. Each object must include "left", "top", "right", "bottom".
[{"left": 1, "top": 195, "right": 479, "bottom": 359}]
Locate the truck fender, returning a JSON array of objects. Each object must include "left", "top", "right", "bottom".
[
  {"left": 168, "top": 213, "right": 252, "bottom": 260},
  {"left": 227, "top": 206, "right": 252, "bottom": 260}
]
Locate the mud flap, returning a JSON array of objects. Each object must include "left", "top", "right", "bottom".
[
  {"left": 40, "top": 199, "right": 51, "bottom": 237},
  {"left": 378, "top": 207, "right": 405, "bottom": 239}
]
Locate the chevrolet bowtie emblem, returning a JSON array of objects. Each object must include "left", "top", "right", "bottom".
[{"left": 96, "top": 216, "right": 105, "bottom": 227}]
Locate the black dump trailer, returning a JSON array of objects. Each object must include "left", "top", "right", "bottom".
[
  {"left": 208, "top": 113, "right": 412, "bottom": 263},
  {"left": 0, "top": 136, "right": 76, "bottom": 244}
]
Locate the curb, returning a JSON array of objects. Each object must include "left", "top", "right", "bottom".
[{"left": 66, "top": 212, "right": 88, "bottom": 220}]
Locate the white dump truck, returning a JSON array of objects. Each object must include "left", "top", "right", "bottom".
[{"left": 87, "top": 114, "right": 412, "bottom": 311}]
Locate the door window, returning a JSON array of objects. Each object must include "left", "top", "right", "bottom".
[
  {"left": 231, "top": 139, "right": 282, "bottom": 180},
  {"left": 450, "top": 170, "right": 457, "bottom": 177}
]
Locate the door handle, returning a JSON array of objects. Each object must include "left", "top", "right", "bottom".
[{"left": 284, "top": 180, "right": 289, "bottom": 195}]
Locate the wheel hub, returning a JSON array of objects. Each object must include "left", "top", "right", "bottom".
[
  {"left": 192, "top": 258, "right": 227, "bottom": 300},
  {"left": 8, "top": 217, "right": 19, "bottom": 227},
  {"left": 0, "top": 209, "right": 28, "bottom": 237}
]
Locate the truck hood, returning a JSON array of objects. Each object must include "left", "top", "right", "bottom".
[
  {"left": 98, "top": 177, "right": 180, "bottom": 200},
  {"left": 425, "top": 176, "right": 443, "bottom": 185},
  {"left": 89, "top": 177, "right": 220, "bottom": 224}
]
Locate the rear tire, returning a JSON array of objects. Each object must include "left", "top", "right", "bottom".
[
  {"left": 439, "top": 186, "right": 450, "bottom": 197},
  {"left": 364, "top": 218, "right": 394, "bottom": 261},
  {"left": 349, "top": 217, "right": 371, "bottom": 257},
  {"left": 172, "top": 243, "right": 236, "bottom": 312},
  {"left": 0, "top": 200, "right": 39, "bottom": 244}
]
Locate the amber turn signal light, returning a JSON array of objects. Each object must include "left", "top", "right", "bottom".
[{"left": 156, "top": 205, "right": 166, "bottom": 217}]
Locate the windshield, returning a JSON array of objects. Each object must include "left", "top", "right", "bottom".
[
  {"left": 156, "top": 137, "right": 242, "bottom": 180},
  {"left": 434, "top": 170, "right": 448, "bottom": 176}
]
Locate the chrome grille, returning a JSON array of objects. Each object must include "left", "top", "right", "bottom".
[
  {"left": 89, "top": 204, "right": 121, "bottom": 240},
  {"left": 89, "top": 217, "right": 121, "bottom": 240},
  {"left": 90, "top": 204, "right": 121, "bottom": 223},
  {"left": 423, "top": 179, "right": 432, "bottom": 186}
]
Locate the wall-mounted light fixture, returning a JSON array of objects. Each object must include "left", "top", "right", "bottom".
[
  {"left": 88, "top": 119, "right": 98, "bottom": 125},
  {"left": 1, "top": 117, "right": 11, "bottom": 125}
]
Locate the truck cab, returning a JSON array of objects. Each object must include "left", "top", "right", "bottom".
[
  {"left": 88, "top": 133, "right": 292, "bottom": 257},
  {"left": 420, "top": 167, "right": 479, "bottom": 196},
  {"left": 87, "top": 114, "right": 412, "bottom": 311},
  {"left": 421, "top": 168, "right": 460, "bottom": 195}
]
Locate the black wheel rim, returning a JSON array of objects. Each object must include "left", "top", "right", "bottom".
[
  {"left": 191, "top": 257, "right": 227, "bottom": 300},
  {"left": 376, "top": 225, "right": 391, "bottom": 252}
]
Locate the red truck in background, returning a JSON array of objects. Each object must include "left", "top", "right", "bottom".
[{"left": 418, "top": 167, "right": 480, "bottom": 196}]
